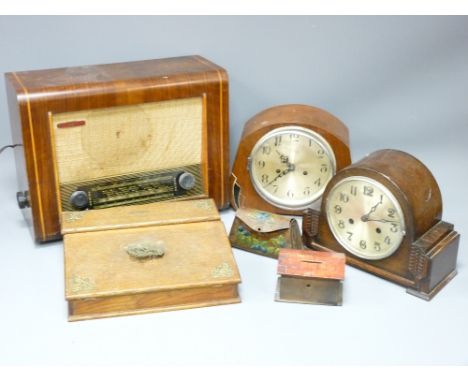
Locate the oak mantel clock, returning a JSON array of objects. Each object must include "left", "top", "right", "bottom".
[
  {"left": 230, "top": 104, "right": 351, "bottom": 215},
  {"left": 303, "top": 149, "right": 459, "bottom": 300}
]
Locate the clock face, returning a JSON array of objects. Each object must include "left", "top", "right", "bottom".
[
  {"left": 326, "top": 176, "right": 406, "bottom": 260},
  {"left": 248, "top": 126, "right": 336, "bottom": 209}
]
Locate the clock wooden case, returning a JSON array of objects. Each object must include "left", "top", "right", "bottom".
[
  {"left": 230, "top": 104, "right": 351, "bottom": 215},
  {"left": 303, "top": 149, "right": 459, "bottom": 300},
  {"left": 5, "top": 56, "right": 229, "bottom": 243}
]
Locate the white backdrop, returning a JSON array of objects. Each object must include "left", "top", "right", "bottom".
[{"left": 0, "top": 16, "right": 467, "bottom": 365}]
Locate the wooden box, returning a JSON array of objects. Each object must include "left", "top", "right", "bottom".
[
  {"left": 5, "top": 56, "right": 229, "bottom": 242},
  {"left": 275, "top": 249, "right": 345, "bottom": 306},
  {"left": 62, "top": 199, "right": 241, "bottom": 321}
]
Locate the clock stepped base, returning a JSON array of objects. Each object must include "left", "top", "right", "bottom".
[
  {"left": 406, "top": 269, "right": 457, "bottom": 301},
  {"left": 307, "top": 234, "right": 459, "bottom": 302}
]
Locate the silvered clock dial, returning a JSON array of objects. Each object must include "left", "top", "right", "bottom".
[
  {"left": 248, "top": 126, "right": 336, "bottom": 210},
  {"left": 326, "top": 176, "right": 406, "bottom": 260}
]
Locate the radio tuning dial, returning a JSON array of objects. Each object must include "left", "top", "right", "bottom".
[
  {"left": 178, "top": 172, "right": 196, "bottom": 191},
  {"left": 70, "top": 190, "right": 89, "bottom": 210},
  {"left": 16, "top": 191, "right": 30, "bottom": 209}
]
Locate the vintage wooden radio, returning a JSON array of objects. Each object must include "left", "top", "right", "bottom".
[
  {"left": 5, "top": 56, "right": 229, "bottom": 242},
  {"left": 303, "top": 149, "right": 460, "bottom": 300},
  {"left": 230, "top": 104, "right": 351, "bottom": 215}
]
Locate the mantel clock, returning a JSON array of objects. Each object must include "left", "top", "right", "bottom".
[
  {"left": 303, "top": 149, "right": 459, "bottom": 300},
  {"left": 230, "top": 104, "right": 351, "bottom": 215}
]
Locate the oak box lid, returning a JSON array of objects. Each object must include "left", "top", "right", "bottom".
[
  {"left": 61, "top": 198, "right": 219, "bottom": 234},
  {"left": 62, "top": 199, "right": 241, "bottom": 301}
]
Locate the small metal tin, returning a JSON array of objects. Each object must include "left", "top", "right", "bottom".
[{"left": 275, "top": 249, "right": 345, "bottom": 306}]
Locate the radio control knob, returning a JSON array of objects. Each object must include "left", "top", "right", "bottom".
[
  {"left": 177, "top": 172, "right": 196, "bottom": 191},
  {"left": 70, "top": 190, "right": 89, "bottom": 210},
  {"left": 16, "top": 191, "right": 30, "bottom": 209}
]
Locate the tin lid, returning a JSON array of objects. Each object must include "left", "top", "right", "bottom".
[
  {"left": 277, "top": 249, "right": 345, "bottom": 280},
  {"left": 236, "top": 208, "right": 293, "bottom": 233}
]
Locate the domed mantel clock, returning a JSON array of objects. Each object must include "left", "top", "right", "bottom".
[
  {"left": 303, "top": 149, "right": 460, "bottom": 300},
  {"left": 230, "top": 104, "right": 351, "bottom": 215}
]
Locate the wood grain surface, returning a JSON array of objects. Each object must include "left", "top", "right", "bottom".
[
  {"left": 69, "top": 284, "right": 240, "bottom": 321},
  {"left": 62, "top": 198, "right": 219, "bottom": 234},
  {"left": 63, "top": 199, "right": 241, "bottom": 320},
  {"left": 5, "top": 55, "right": 229, "bottom": 242}
]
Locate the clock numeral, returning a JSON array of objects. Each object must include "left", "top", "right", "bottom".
[
  {"left": 390, "top": 223, "right": 398, "bottom": 233},
  {"left": 320, "top": 164, "right": 328, "bottom": 173},
  {"left": 274, "top": 136, "right": 282, "bottom": 146},
  {"left": 388, "top": 208, "right": 396, "bottom": 218},
  {"left": 374, "top": 242, "right": 381, "bottom": 252},
  {"left": 334, "top": 205, "right": 342, "bottom": 214},
  {"left": 384, "top": 236, "right": 391, "bottom": 245},
  {"left": 350, "top": 186, "right": 357, "bottom": 196},
  {"left": 359, "top": 240, "right": 367, "bottom": 249},
  {"left": 316, "top": 148, "right": 325, "bottom": 158},
  {"left": 303, "top": 187, "right": 311, "bottom": 196},
  {"left": 261, "top": 174, "right": 269, "bottom": 184},
  {"left": 289, "top": 134, "right": 300, "bottom": 142},
  {"left": 338, "top": 220, "right": 345, "bottom": 229},
  {"left": 262, "top": 145, "right": 271, "bottom": 155},
  {"left": 363, "top": 186, "right": 374, "bottom": 197},
  {"left": 346, "top": 231, "right": 353, "bottom": 241},
  {"left": 314, "top": 178, "right": 321, "bottom": 187},
  {"left": 257, "top": 160, "right": 265, "bottom": 168},
  {"left": 272, "top": 185, "right": 279, "bottom": 194},
  {"left": 287, "top": 190, "right": 294, "bottom": 198},
  {"left": 339, "top": 192, "right": 349, "bottom": 203}
]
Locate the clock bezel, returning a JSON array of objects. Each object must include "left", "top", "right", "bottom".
[
  {"left": 325, "top": 175, "right": 407, "bottom": 260},
  {"left": 248, "top": 125, "right": 337, "bottom": 210}
]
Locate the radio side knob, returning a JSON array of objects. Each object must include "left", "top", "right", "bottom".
[
  {"left": 16, "top": 191, "right": 30, "bottom": 209},
  {"left": 177, "top": 172, "right": 196, "bottom": 191},
  {"left": 70, "top": 190, "right": 89, "bottom": 210}
]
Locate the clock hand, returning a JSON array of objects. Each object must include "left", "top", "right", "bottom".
[
  {"left": 364, "top": 218, "right": 398, "bottom": 224},
  {"left": 276, "top": 150, "right": 290, "bottom": 164},
  {"left": 361, "top": 195, "right": 383, "bottom": 222},
  {"left": 265, "top": 168, "right": 289, "bottom": 187},
  {"left": 265, "top": 163, "right": 296, "bottom": 187}
]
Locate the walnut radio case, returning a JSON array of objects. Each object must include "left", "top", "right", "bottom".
[{"left": 5, "top": 56, "right": 229, "bottom": 243}]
